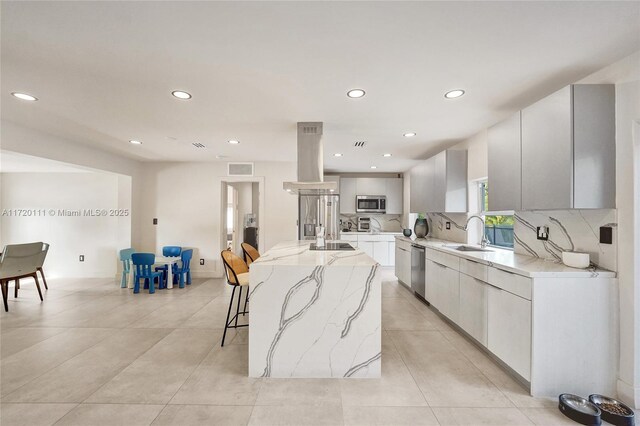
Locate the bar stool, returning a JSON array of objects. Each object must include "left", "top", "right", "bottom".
[
  {"left": 241, "top": 242, "right": 260, "bottom": 267},
  {"left": 220, "top": 250, "right": 249, "bottom": 347}
]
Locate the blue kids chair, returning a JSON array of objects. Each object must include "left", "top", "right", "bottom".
[
  {"left": 155, "top": 246, "right": 181, "bottom": 289},
  {"left": 119, "top": 248, "right": 135, "bottom": 288},
  {"left": 131, "top": 253, "right": 164, "bottom": 294},
  {"left": 172, "top": 249, "right": 193, "bottom": 288}
]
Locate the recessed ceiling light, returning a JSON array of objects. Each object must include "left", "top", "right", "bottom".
[
  {"left": 370, "top": 166, "right": 377, "bottom": 169},
  {"left": 403, "top": 132, "right": 416, "bottom": 138},
  {"left": 228, "top": 140, "right": 240, "bottom": 145},
  {"left": 129, "top": 140, "right": 142, "bottom": 145},
  {"left": 383, "top": 153, "right": 392, "bottom": 157},
  {"left": 334, "top": 153, "right": 343, "bottom": 157},
  {"left": 11, "top": 92, "right": 38, "bottom": 101},
  {"left": 171, "top": 90, "right": 192, "bottom": 100},
  {"left": 347, "top": 89, "right": 365, "bottom": 98},
  {"left": 444, "top": 89, "right": 465, "bottom": 99}
]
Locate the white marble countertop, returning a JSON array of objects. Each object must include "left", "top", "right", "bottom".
[
  {"left": 396, "top": 236, "right": 616, "bottom": 278},
  {"left": 252, "top": 240, "right": 377, "bottom": 267},
  {"left": 341, "top": 231, "right": 402, "bottom": 235}
]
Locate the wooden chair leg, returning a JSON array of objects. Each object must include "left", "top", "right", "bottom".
[
  {"left": 38, "top": 267, "right": 48, "bottom": 290},
  {"left": 33, "top": 273, "right": 43, "bottom": 302},
  {"left": 1, "top": 281, "right": 8, "bottom": 312},
  {"left": 221, "top": 286, "right": 237, "bottom": 347}
]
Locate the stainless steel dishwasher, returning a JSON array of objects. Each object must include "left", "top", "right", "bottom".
[{"left": 411, "top": 244, "right": 426, "bottom": 298}]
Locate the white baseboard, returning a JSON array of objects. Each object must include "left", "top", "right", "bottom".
[{"left": 617, "top": 378, "right": 640, "bottom": 409}]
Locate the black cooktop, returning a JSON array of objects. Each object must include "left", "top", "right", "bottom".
[{"left": 309, "top": 243, "right": 355, "bottom": 251}]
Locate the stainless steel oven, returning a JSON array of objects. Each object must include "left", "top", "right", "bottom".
[{"left": 356, "top": 195, "right": 386, "bottom": 213}]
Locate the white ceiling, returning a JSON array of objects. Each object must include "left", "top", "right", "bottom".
[{"left": 1, "top": 2, "right": 638, "bottom": 173}]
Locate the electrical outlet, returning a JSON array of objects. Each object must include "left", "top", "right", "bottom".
[
  {"left": 153, "top": 218, "right": 158, "bottom": 225},
  {"left": 600, "top": 226, "right": 613, "bottom": 244},
  {"left": 536, "top": 226, "right": 549, "bottom": 241},
  {"left": 446, "top": 222, "right": 451, "bottom": 230},
  {"left": 79, "top": 255, "right": 84, "bottom": 262},
  {"left": 200, "top": 259, "right": 204, "bottom": 265}
]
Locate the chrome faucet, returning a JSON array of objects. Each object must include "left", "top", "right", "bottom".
[{"left": 464, "top": 215, "right": 490, "bottom": 248}]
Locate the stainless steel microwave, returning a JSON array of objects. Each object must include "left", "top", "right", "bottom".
[{"left": 356, "top": 195, "right": 386, "bottom": 213}]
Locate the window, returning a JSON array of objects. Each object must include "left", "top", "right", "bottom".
[{"left": 478, "top": 181, "right": 514, "bottom": 249}]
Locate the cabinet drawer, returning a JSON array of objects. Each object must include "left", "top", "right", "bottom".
[
  {"left": 488, "top": 267, "right": 532, "bottom": 300},
  {"left": 459, "top": 258, "right": 488, "bottom": 281},
  {"left": 426, "top": 248, "right": 459, "bottom": 270},
  {"left": 341, "top": 235, "right": 358, "bottom": 242},
  {"left": 396, "top": 238, "right": 412, "bottom": 251}
]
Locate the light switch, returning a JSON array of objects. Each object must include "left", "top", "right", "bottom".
[
  {"left": 446, "top": 222, "right": 451, "bottom": 230},
  {"left": 200, "top": 259, "right": 205, "bottom": 265}
]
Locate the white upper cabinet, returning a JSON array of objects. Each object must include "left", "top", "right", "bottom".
[
  {"left": 521, "top": 84, "right": 615, "bottom": 210},
  {"left": 385, "top": 178, "right": 403, "bottom": 214},
  {"left": 409, "top": 150, "right": 467, "bottom": 213},
  {"left": 488, "top": 112, "right": 522, "bottom": 211},
  {"left": 339, "top": 176, "right": 403, "bottom": 214},
  {"left": 340, "top": 178, "right": 357, "bottom": 214},
  {"left": 355, "top": 178, "right": 384, "bottom": 195}
]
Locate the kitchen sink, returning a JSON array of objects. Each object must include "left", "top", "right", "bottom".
[{"left": 443, "top": 244, "right": 493, "bottom": 252}]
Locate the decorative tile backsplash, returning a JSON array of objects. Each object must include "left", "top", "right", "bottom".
[
  {"left": 514, "top": 209, "right": 617, "bottom": 271},
  {"left": 340, "top": 214, "right": 403, "bottom": 232}
]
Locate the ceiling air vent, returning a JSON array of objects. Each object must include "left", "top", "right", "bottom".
[
  {"left": 228, "top": 162, "right": 254, "bottom": 176},
  {"left": 192, "top": 142, "right": 205, "bottom": 148},
  {"left": 354, "top": 141, "right": 367, "bottom": 147}
]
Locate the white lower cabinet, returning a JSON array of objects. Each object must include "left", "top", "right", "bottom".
[
  {"left": 458, "top": 273, "right": 488, "bottom": 346},
  {"left": 426, "top": 259, "right": 459, "bottom": 324},
  {"left": 487, "top": 285, "right": 532, "bottom": 381},
  {"left": 373, "top": 242, "right": 390, "bottom": 266},
  {"left": 358, "top": 241, "right": 375, "bottom": 259},
  {"left": 395, "top": 243, "right": 411, "bottom": 285}
]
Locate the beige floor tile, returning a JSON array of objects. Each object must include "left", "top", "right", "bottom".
[
  {"left": 440, "top": 330, "right": 554, "bottom": 408},
  {"left": 0, "top": 403, "right": 77, "bottom": 426},
  {"left": 152, "top": 404, "right": 253, "bottom": 425},
  {"left": 170, "top": 344, "right": 262, "bottom": 406},
  {"left": 520, "top": 407, "right": 577, "bottom": 425},
  {"left": 130, "top": 296, "right": 212, "bottom": 329},
  {"left": 179, "top": 295, "right": 247, "bottom": 329},
  {"left": 343, "top": 406, "right": 439, "bottom": 426},
  {"left": 341, "top": 332, "right": 427, "bottom": 407},
  {"left": 25, "top": 296, "right": 131, "bottom": 328},
  {"left": 3, "top": 328, "right": 172, "bottom": 402},
  {"left": 56, "top": 403, "right": 165, "bottom": 426},
  {"left": 255, "top": 378, "right": 342, "bottom": 406},
  {"left": 390, "top": 330, "right": 512, "bottom": 407},
  {"left": 382, "top": 297, "right": 440, "bottom": 331},
  {"left": 86, "top": 329, "right": 215, "bottom": 404},
  {"left": 248, "top": 405, "right": 344, "bottom": 426},
  {"left": 432, "top": 407, "right": 534, "bottom": 425},
  {"left": 0, "top": 327, "right": 67, "bottom": 359},
  {"left": 0, "top": 328, "right": 115, "bottom": 396}
]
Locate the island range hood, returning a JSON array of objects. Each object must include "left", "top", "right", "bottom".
[{"left": 283, "top": 122, "right": 338, "bottom": 195}]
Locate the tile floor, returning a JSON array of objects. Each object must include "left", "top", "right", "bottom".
[{"left": 0, "top": 269, "right": 573, "bottom": 426}]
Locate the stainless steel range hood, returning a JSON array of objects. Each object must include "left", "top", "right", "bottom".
[{"left": 283, "top": 122, "right": 338, "bottom": 195}]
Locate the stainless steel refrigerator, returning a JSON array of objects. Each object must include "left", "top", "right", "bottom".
[{"left": 298, "top": 195, "right": 340, "bottom": 241}]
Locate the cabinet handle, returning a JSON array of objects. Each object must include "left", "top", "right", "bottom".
[
  {"left": 485, "top": 281, "right": 503, "bottom": 291},
  {"left": 432, "top": 261, "right": 447, "bottom": 269}
]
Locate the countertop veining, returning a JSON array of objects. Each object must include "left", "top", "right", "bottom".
[{"left": 395, "top": 235, "right": 615, "bottom": 279}]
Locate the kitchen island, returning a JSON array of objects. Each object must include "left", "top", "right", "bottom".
[{"left": 248, "top": 241, "right": 381, "bottom": 378}]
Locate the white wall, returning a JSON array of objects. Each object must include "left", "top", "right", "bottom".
[
  {"left": 0, "top": 172, "right": 123, "bottom": 278},
  {"left": 1, "top": 121, "right": 144, "bottom": 250},
  {"left": 1, "top": 121, "right": 299, "bottom": 280},
  {"left": 137, "top": 161, "right": 297, "bottom": 277}
]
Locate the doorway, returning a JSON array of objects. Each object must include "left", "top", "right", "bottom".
[{"left": 219, "top": 177, "right": 265, "bottom": 257}]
